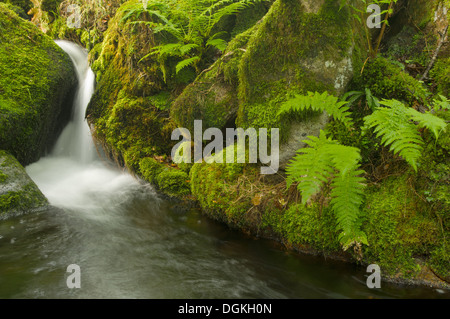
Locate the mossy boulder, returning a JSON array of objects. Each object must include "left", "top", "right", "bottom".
[
  {"left": 0, "top": 3, "right": 78, "bottom": 165},
  {"left": 362, "top": 56, "right": 429, "bottom": 104},
  {"left": 0, "top": 150, "right": 48, "bottom": 217},
  {"left": 87, "top": 1, "right": 178, "bottom": 175},
  {"left": 236, "top": 0, "right": 367, "bottom": 167}
]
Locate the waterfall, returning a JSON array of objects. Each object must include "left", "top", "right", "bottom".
[
  {"left": 26, "top": 41, "right": 140, "bottom": 212},
  {"left": 51, "top": 40, "right": 97, "bottom": 164}
]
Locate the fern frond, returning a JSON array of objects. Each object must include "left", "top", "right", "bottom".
[
  {"left": 364, "top": 99, "right": 424, "bottom": 171},
  {"left": 404, "top": 108, "right": 447, "bottom": 140},
  {"left": 331, "top": 168, "right": 366, "bottom": 249},
  {"left": 286, "top": 132, "right": 336, "bottom": 204},
  {"left": 206, "top": 38, "right": 228, "bottom": 52},
  {"left": 176, "top": 56, "right": 200, "bottom": 74},
  {"left": 179, "top": 43, "right": 200, "bottom": 55},
  {"left": 278, "top": 91, "right": 353, "bottom": 129},
  {"left": 286, "top": 130, "right": 367, "bottom": 249}
]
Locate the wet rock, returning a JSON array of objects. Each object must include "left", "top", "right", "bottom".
[{"left": 0, "top": 150, "right": 48, "bottom": 218}]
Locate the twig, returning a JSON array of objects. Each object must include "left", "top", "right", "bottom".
[
  {"left": 420, "top": 25, "right": 448, "bottom": 82},
  {"left": 373, "top": 1, "right": 395, "bottom": 57}
]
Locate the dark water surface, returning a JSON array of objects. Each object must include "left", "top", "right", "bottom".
[{"left": 0, "top": 187, "right": 448, "bottom": 299}]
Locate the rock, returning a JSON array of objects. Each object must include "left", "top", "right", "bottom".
[
  {"left": 235, "top": 0, "right": 367, "bottom": 168},
  {"left": 0, "top": 3, "right": 78, "bottom": 166},
  {"left": 0, "top": 150, "right": 48, "bottom": 217},
  {"left": 278, "top": 112, "right": 329, "bottom": 168}
]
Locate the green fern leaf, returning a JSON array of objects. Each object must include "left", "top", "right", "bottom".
[
  {"left": 278, "top": 91, "right": 353, "bottom": 129},
  {"left": 206, "top": 38, "right": 228, "bottom": 52},
  {"left": 286, "top": 131, "right": 336, "bottom": 204},
  {"left": 286, "top": 130, "right": 367, "bottom": 249},
  {"left": 176, "top": 56, "right": 200, "bottom": 74},
  {"left": 179, "top": 43, "right": 200, "bottom": 55},
  {"left": 405, "top": 108, "right": 447, "bottom": 140},
  {"left": 364, "top": 100, "right": 424, "bottom": 171}
]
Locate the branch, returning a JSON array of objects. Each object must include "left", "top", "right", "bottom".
[{"left": 420, "top": 25, "right": 448, "bottom": 82}]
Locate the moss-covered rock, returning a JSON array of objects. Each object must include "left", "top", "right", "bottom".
[
  {"left": 361, "top": 56, "right": 429, "bottom": 104},
  {"left": 0, "top": 0, "right": 32, "bottom": 19},
  {"left": 0, "top": 150, "right": 48, "bottom": 217},
  {"left": 0, "top": 3, "right": 77, "bottom": 165},
  {"left": 236, "top": 0, "right": 367, "bottom": 166},
  {"left": 140, "top": 156, "right": 190, "bottom": 197}
]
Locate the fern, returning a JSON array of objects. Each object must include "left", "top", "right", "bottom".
[
  {"left": 286, "top": 133, "right": 337, "bottom": 203},
  {"left": 278, "top": 91, "right": 353, "bottom": 129},
  {"left": 132, "top": 0, "right": 263, "bottom": 81},
  {"left": 286, "top": 130, "right": 367, "bottom": 250},
  {"left": 433, "top": 95, "right": 450, "bottom": 111},
  {"left": 176, "top": 56, "right": 200, "bottom": 74},
  {"left": 363, "top": 99, "right": 447, "bottom": 171}
]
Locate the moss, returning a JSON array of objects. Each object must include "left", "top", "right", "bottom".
[
  {"left": 139, "top": 157, "right": 163, "bottom": 184},
  {"left": 190, "top": 155, "right": 247, "bottom": 224},
  {"left": 0, "top": 0, "right": 31, "bottom": 18},
  {"left": 414, "top": 109, "right": 450, "bottom": 280},
  {"left": 156, "top": 168, "right": 191, "bottom": 197},
  {"left": 361, "top": 56, "right": 429, "bottom": 104},
  {"left": 261, "top": 204, "right": 341, "bottom": 252},
  {"left": 429, "top": 245, "right": 450, "bottom": 282},
  {"left": 361, "top": 175, "right": 443, "bottom": 278},
  {"left": 430, "top": 57, "right": 450, "bottom": 97},
  {"left": 0, "top": 3, "right": 77, "bottom": 165}
]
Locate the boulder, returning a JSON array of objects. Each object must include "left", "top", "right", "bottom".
[
  {"left": 0, "top": 3, "right": 77, "bottom": 166},
  {"left": 236, "top": 0, "right": 367, "bottom": 168},
  {"left": 0, "top": 150, "right": 48, "bottom": 217}
]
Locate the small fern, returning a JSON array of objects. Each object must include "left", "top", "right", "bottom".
[
  {"left": 286, "top": 130, "right": 367, "bottom": 250},
  {"left": 277, "top": 91, "right": 353, "bottom": 129},
  {"left": 363, "top": 99, "right": 447, "bottom": 171}
]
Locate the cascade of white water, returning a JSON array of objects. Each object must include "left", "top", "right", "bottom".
[
  {"left": 26, "top": 41, "right": 140, "bottom": 211},
  {"left": 51, "top": 40, "right": 97, "bottom": 164}
]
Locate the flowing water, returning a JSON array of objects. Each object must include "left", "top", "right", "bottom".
[{"left": 0, "top": 41, "right": 448, "bottom": 299}]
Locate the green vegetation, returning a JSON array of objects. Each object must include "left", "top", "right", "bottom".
[
  {"left": 136, "top": 0, "right": 264, "bottom": 81},
  {"left": 3, "top": 0, "right": 448, "bottom": 287},
  {"left": 340, "top": 0, "right": 399, "bottom": 57},
  {"left": 361, "top": 57, "right": 428, "bottom": 104},
  {"left": 285, "top": 131, "right": 367, "bottom": 250}
]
